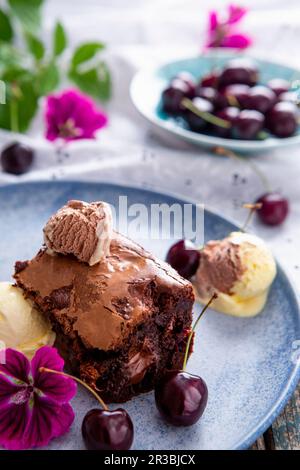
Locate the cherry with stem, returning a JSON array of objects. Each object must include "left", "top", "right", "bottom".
[
  {"left": 39, "top": 367, "right": 134, "bottom": 450},
  {"left": 155, "top": 293, "right": 217, "bottom": 427},
  {"left": 214, "top": 146, "right": 289, "bottom": 226}
]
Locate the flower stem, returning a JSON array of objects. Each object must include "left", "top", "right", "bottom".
[
  {"left": 240, "top": 203, "right": 262, "bottom": 232},
  {"left": 182, "top": 293, "right": 218, "bottom": 371},
  {"left": 214, "top": 146, "right": 271, "bottom": 192},
  {"left": 181, "top": 98, "right": 230, "bottom": 128},
  {"left": 10, "top": 98, "right": 19, "bottom": 133},
  {"left": 39, "top": 367, "right": 108, "bottom": 411}
]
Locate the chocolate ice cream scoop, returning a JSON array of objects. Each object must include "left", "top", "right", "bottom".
[{"left": 43, "top": 200, "right": 113, "bottom": 265}]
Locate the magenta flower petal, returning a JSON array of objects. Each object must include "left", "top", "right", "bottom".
[
  {"left": 221, "top": 33, "right": 252, "bottom": 49},
  {"left": 31, "top": 346, "right": 64, "bottom": 377},
  {"left": 0, "top": 348, "right": 30, "bottom": 383},
  {"left": 31, "top": 346, "right": 76, "bottom": 404},
  {"left": 23, "top": 396, "right": 75, "bottom": 449},
  {"left": 44, "top": 88, "right": 108, "bottom": 142},
  {"left": 227, "top": 4, "right": 247, "bottom": 24},
  {"left": 209, "top": 11, "right": 218, "bottom": 32},
  {"left": 0, "top": 375, "right": 24, "bottom": 407},
  {"left": 50, "top": 403, "right": 75, "bottom": 439},
  {"left": 0, "top": 347, "right": 76, "bottom": 450},
  {"left": 0, "top": 402, "right": 30, "bottom": 450}
]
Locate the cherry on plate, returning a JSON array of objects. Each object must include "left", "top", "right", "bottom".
[
  {"left": 155, "top": 370, "right": 208, "bottom": 426},
  {"left": 267, "top": 78, "right": 290, "bottom": 97},
  {"left": 245, "top": 86, "right": 276, "bottom": 114},
  {"left": 212, "top": 107, "right": 239, "bottom": 138},
  {"left": 224, "top": 84, "right": 250, "bottom": 109},
  {"left": 161, "top": 79, "right": 191, "bottom": 115},
  {"left": 256, "top": 192, "right": 289, "bottom": 226},
  {"left": 218, "top": 58, "right": 259, "bottom": 88},
  {"left": 232, "top": 109, "right": 264, "bottom": 140},
  {"left": 82, "top": 408, "right": 134, "bottom": 450},
  {"left": 184, "top": 97, "right": 213, "bottom": 132},
  {"left": 200, "top": 71, "right": 219, "bottom": 88},
  {"left": 174, "top": 72, "right": 196, "bottom": 98},
  {"left": 277, "top": 91, "right": 298, "bottom": 104},
  {"left": 266, "top": 102, "right": 298, "bottom": 138},
  {"left": 166, "top": 239, "right": 200, "bottom": 279}
]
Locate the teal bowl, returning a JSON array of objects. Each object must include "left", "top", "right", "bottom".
[{"left": 130, "top": 53, "right": 300, "bottom": 153}]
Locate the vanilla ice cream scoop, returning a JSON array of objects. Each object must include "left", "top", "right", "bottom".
[
  {"left": 194, "top": 232, "right": 276, "bottom": 317},
  {"left": 0, "top": 282, "right": 55, "bottom": 358},
  {"left": 44, "top": 200, "right": 113, "bottom": 266}
]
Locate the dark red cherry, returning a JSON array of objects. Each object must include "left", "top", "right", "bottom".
[
  {"left": 200, "top": 71, "right": 219, "bottom": 88},
  {"left": 245, "top": 86, "right": 276, "bottom": 113},
  {"left": 224, "top": 84, "right": 250, "bottom": 108},
  {"left": 256, "top": 192, "right": 289, "bottom": 226},
  {"left": 212, "top": 107, "right": 239, "bottom": 137},
  {"left": 195, "top": 86, "right": 228, "bottom": 110},
  {"left": 161, "top": 79, "right": 191, "bottom": 115},
  {"left": 232, "top": 110, "right": 264, "bottom": 139},
  {"left": 266, "top": 102, "right": 298, "bottom": 137},
  {"left": 267, "top": 78, "right": 290, "bottom": 96},
  {"left": 155, "top": 370, "right": 208, "bottom": 426},
  {"left": 82, "top": 408, "right": 134, "bottom": 450},
  {"left": 218, "top": 59, "right": 258, "bottom": 88},
  {"left": 1, "top": 142, "right": 34, "bottom": 175},
  {"left": 166, "top": 239, "right": 200, "bottom": 279},
  {"left": 174, "top": 72, "right": 196, "bottom": 98},
  {"left": 185, "top": 97, "right": 213, "bottom": 132},
  {"left": 277, "top": 91, "right": 298, "bottom": 104}
]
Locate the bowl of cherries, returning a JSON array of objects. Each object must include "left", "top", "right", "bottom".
[{"left": 130, "top": 54, "right": 300, "bottom": 153}]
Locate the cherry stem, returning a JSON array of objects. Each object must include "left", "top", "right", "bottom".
[
  {"left": 241, "top": 203, "right": 262, "bottom": 232},
  {"left": 214, "top": 146, "right": 271, "bottom": 192},
  {"left": 39, "top": 367, "right": 109, "bottom": 411},
  {"left": 181, "top": 98, "right": 230, "bottom": 128},
  {"left": 182, "top": 293, "right": 218, "bottom": 371}
]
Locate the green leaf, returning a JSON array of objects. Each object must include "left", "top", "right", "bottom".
[
  {"left": 25, "top": 32, "right": 45, "bottom": 61},
  {"left": 36, "top": 62, "right": 59, "bottom": 95},
  {"left": 8, "top": 0, "right": 43, "bottom": 33},
  {"left": 0, "top": 43, "right": 22, "bottom": 73},
  {"left": 69, "top": 61, "right": 111, "bottom": 101},
  {"left": 0, "top": 9, "right": 14, "bottom": 42},
  {"left": 0, "top": 72, "right": 38, "bottom": 132},
  {"left": 71, "top": 42, "right": 105, "bottom": 68},
  {"left": 53, "top": 21, "right": 67, "bottom": 57}
]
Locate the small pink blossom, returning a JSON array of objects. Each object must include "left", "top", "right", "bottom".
[
  {"left": 206, "top": 4, "right": 252, "bottom": 49},
  {"left": 0, "top": 347, "right": 76, "bottom": 450},
  {"left": 45, "top": 89, "right": 108, "bottom": 142}
]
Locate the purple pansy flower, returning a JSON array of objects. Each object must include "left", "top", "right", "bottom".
[
  {"left": 45, "top": 89, "right": 108, "bottom": 142},
  {"left": 206, "top": 4, "right": 252, "bottom": 49},
  {"left": 0, "top": 346, "right": 76, "bottom": 450}
]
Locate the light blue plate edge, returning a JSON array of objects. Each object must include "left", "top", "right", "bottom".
[
  {"left": 130, "top": 53, "right": 300, "bottom": 153},
  {"left": 1, "top": 179, "right": 299, "bottom": 450}
]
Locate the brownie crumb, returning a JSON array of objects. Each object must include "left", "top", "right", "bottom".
[{"left": 15, "top": 260, "right": 29, "bottom": 274}]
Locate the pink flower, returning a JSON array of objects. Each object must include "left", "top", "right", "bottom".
[
  {"left": 0, "top": 347, "right": 76, "bottom": 450},
  {"left": 45, "top": 89, "right": 108, "bottom": 142},
  {"left": 206, "top": 4, "right": 252, "bottom": 49}
]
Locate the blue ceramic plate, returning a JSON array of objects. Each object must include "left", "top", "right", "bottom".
[
  {"left": 130, "top": 53, "right": 300, "bottom": 153},
  {"left": 0, "top": 181, "right": 299, "bottom": 450}
]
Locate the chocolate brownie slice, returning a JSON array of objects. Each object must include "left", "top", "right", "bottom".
[{"left": 14, "top": 232, "right": 194, "bottom": 403}]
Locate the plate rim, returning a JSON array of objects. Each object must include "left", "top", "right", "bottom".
[
  {"left": 130, "top": 53, "right": 300, "bottom": 153},
  {"left": 1, "top": 179, "right": 299, "bottom": 450}
]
